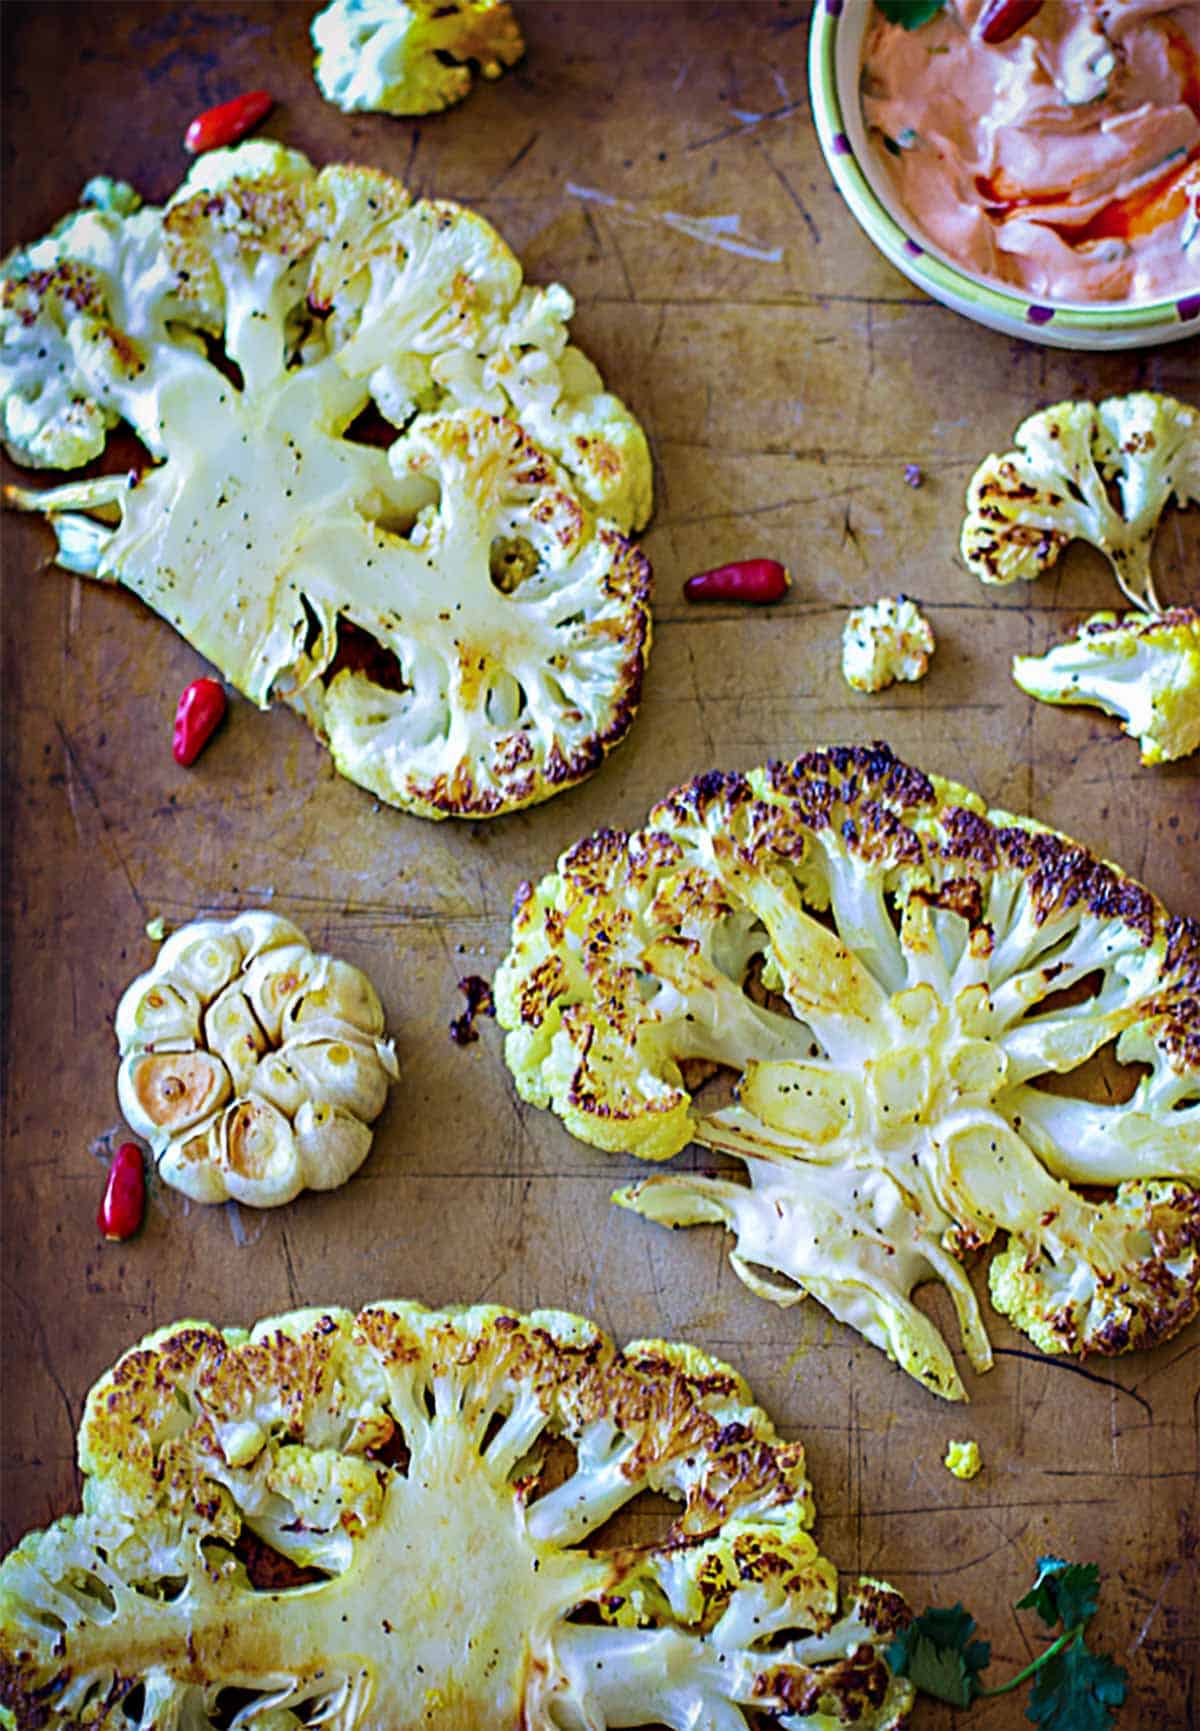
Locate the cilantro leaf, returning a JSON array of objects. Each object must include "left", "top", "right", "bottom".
[
  {"left": 887, "top": 1605, "right": 991, "bottom": 1705},
  {"left": 1025, "top": 1630, "right": 1127, "bottom": 1731},
  {"left": 875, "top": 0, "right": 947, "bottom": 27},
  {"left": 1017, "top": 1557, "right": 1101, "bottom": 1631}
]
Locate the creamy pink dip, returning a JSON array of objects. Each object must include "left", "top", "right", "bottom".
[{"left": 861, "top": 0, "right": 1200, "bottom": 302}]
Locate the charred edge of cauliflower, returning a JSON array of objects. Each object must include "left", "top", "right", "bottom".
[
  {"left": 1, "top": 146, "right": 655, "bottom": 820},
  {"left": 312, "top": 0, "right": 525, "bottom": 118},
  {"left": 989, "top": 1179, "right": 1200, "bottom": 1357},
  {"left": 114, "top": 912, "right": 399, "bottom": 1207},
  {"left": 961, "top": 391, "right": 1200, "bottom": 612},
  {"left": 0, "top": 1303, "right": 914, "bottom": 1731},
  {"left": 495, "top": 741, "right": 1200, "bottom": 1392},
  {"left": 842, "top": 595, "right": 935, "bottom": 693},
  {"left": 1012, "top": 607, "right": 1200, "bottom": 766}
]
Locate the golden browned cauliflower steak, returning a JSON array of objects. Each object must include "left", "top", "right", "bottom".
[
  {"left": 0, "top": 1303, "right": 914, "bottom": 1730},
  {"left": 496, "top": 743, "right": 1200, "bottom": 1400},
  {"left": 1, "top": 144, "right": 653, "bottom": 818},
  {"left": 117, "top": 912, "right": 398, "bottom": 1207}
]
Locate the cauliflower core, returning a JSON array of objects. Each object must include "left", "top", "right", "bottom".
[
  {"left": 842, "top": 595, "right": 935, "bottom": 693},
  {"left": 0, "top": 1302, "right": 914, "bottom": 1731},
  {"left": 496, "top": 743, "right": 1200, "bottom": 1401},
  {"left": 961, "top": 392, "right": 1200, "bottom": 614},
  {"left": 1013, "top": 608, "right": 1200, "bottom": 767},
  {"left": 312, "top": 0, "right": 524, "bottom": 117},
  {"left": 1, "top": 145, "right": 653, "bottom": 818},
  {"left": 116, "top": 912, "right": 398, "bottom": 1207}
]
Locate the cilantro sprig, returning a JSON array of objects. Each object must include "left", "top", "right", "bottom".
[
  {"left": 887, "top": 1604, "right": 990, "bottom": 1706},
  {"left": 875, "top": 0, "right": 947, "bottom": 28},
  {"left": 887, "top": 1557, "right": 1128, "bottom": 1731}
]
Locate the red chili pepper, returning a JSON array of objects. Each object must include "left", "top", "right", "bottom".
[
  {"left": 173, "top": 677, "right": 227, "bottom": 766},
  {"left": 185, "top": 89, "right": 274, "bottom": 155},
  {"left": 98, "top": 1143, "right": 145, "bottom": 1241},
  {"left": 683, "top": 559, "right": 790, "bottom": 605},
  {"left": 978, "top": 0, "right": 1044, "bottom": 45}
]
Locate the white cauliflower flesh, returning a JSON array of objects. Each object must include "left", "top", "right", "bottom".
[
  {"left": 496, "top": 744, "right": 1200, "bottom": 1401},
  {"left": 116, "top": 912, "right": 398, "bottom": 1207},
  {"left": 1013, "top": 608, "right": 1200, "bottom": 767},
  {"left": 312, "top": 0, "right": 524, "bottom": 117},
  {"left": 0, "top": 1302, "right": 914, "bottom": 1731},
  {"left": 0, "top": 144, "right": 653, "bottom": 819},
  {"left": 842, "top": 595, "right": 935, "bottom": 694},
  {"left": 961, "top": 392, "right": 1200, "bottom": 613}
]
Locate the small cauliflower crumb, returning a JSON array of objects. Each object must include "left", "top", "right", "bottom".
[
  {"left": 144, "top": 916, "right": 167, "bottom": 942},
  {"left": 842, "top": 594, "right": 935, "bottom": 694},
  {"left": 944, "top": 1439, "right": 982, "bottom": 1480}
]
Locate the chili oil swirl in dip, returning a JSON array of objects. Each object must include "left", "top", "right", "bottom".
[{"left": 861, "top": 0, "right": 1200, "bottom": 303}]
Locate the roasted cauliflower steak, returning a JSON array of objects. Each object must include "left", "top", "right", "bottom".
[
  {"left": 312, "top": 0, "right": 525, "bottom": 118},
  {"left": 496, "top": 744, "right": 1200, "bottom": 1400},
  {"left": 0, "top": 144, "right": 652, "bottom": 818},
  {"left": 116, "top": 912, "right": 398, "bottom": 1207},
  {"left": 0, "top": 1302, "right": 914, "bottom": 1731}
]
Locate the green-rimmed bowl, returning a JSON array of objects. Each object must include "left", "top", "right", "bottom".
[{"left": 808, "top": 0, "right": 1200, "bottom": 351}]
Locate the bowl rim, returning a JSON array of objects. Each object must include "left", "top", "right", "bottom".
[{"left": 807, "top": 0, "right": 1200, "bottom": 337}]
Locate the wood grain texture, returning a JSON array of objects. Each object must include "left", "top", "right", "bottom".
[{"left": 1, "top": 3, "right": 1197, "bottom": 1723}]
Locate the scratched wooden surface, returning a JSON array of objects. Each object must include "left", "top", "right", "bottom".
[{"left": 1, "top": 2, "right": 1198, "bottom": 1722}]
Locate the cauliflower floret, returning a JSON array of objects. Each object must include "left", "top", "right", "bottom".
[
  {"left": 1, "top": 146, "right": 653, "bottom": 818},
  {"left": 115, "top": 912, "right": 399, "bottom": 1207},
  {"left": 433, "top": 335, "right": 654, "bottom": 538},
  {"left": 0, "top": 193, "right": 177, "bottom": 469},
  {"left": 1012, "top": 607, "right": 1200, "bottom": 766},
  {"left": 944, "top": 1440, "right": 982, "bottom": 1480},
  {"left": 0, "top": 1302, "right": 913, "bottom": 1731},
  {"left": 312, "top": 0, "right": 524, "bottom": 117},
  {"left": 842, "top": 594, "right": 935, "bottom": 693},
  {"left": 496, "top": 743, "right": 1200, "bottom": 1399},
  {"left": 170, "top": 138, "right": 317, "bottom": 201},
  {"left": 961, "top": 392, "right": 1200, "bottom": 613},
  {"left": 78, "top": 176, "right": 143, "bottom": 218},
  {"left": 988, "top": 1179, "right": 1200, "bottom": 1358}
]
